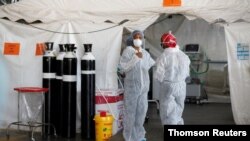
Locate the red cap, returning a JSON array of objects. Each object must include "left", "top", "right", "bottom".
[
  {"left": 100, "top": 111, "right": 107, "bottom": 117},
  {"left": 161, "top": 31, "right": 177, "bottom": 48}
]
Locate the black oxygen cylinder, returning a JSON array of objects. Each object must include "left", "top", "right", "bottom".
[
  {"left": 61, "top": 44, "right": 77, "bottom": 138},
  {"left": 42, "top": 42, "right": 56, "bottom": 135},
  {"left": 55, "top": 44, "right": 66, "bottom": 136},
  {"left": 81, "top": 44, "right": 95, "bottom": 139}
]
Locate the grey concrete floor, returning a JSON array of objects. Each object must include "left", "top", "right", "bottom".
[
  {"left": 110, "top": 101, "right": 234, "bottom": 141},
  {"left": 0, "top": 99, "right": 234, "bottom": 141}
]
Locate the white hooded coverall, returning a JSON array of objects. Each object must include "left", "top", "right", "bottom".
[
  {"left": 120, "top": 46, "right": 155, "bottom": 141},
  {"left": 154, "top": 46, "right": 190, "bottom": 125}
]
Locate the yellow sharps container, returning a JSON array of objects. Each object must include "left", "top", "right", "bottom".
[{"left": 94, "top": 111, "right": 114, "bottom": 141}]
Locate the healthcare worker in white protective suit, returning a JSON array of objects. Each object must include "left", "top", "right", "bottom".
[
  {"left": 119, "top": 30, "right": 155, "bottom": 141},
  {"left": 154, "top": 31, "right": 190, "bottom": 125}
]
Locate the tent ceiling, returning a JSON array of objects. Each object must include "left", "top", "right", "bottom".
[{"left": 0, "top": 0, "right": 249, "bottom": 25}]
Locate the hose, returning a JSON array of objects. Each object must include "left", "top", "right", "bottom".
[{"left": 95, "top": 75, "right": 124, "bottom": 121}]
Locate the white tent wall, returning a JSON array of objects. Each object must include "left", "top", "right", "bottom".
[
  {"left": 0, "top": 0, "right": 250, "bottom": 128},
  {"left": 146, "top": 15, "right": 227, "bottom": 71},
  {"left": 0, "top": 19, "right": 123, "bottom": 128},
  {"left": 225, "top": 22, "right": 250, "bottom": 124},
  {"left": 145, "top": 14, "right": 228, "bottom": 100},
  {"left": 0, "top": 0, "right": 249, "bottom": 24},
  {"left": 0, "top": 47, "right": 11, "bottom": 128},
  {"left": 118, "top": 15, "right": 160, "bottom": 56},
  {"left": 145, "top": 14, "right": 186, "bottom": 59},
  {"left": 176, "top": 19, "right": 227, "bottom": 69}
]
